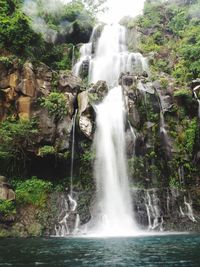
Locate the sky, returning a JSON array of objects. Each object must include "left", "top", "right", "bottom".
[
  {"left": 61, "top": 0, "right": 146, "bottom": 23},
  {"left": 98, "top": 0, "right": 146, "bottom": 23}
]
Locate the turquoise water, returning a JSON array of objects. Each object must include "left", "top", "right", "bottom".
[{"left": 0, "top": 234, "right": 200, "bottom": 266}]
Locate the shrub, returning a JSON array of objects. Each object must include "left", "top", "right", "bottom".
[
  {"left": 0, "top": 200, "right": 16, "bottom": 216},
  {"left": 173, "top": 88, "right": 192, "bottom": 98},
  {"left": 0, "top": 118, "right": 38, "bottom": 176},
  {"left": 39, "top": 146, "right": 56, "bottom": 156},
  {"left": 40, "top": 92, "right": 67, "bottom": 122},
  {"left": 16, "top": 177, "right": 52, "bottom": 207},
  {"left": 173, "top": 88, "right": 193, "bottom": 106},
  {"left": 183, "top": 118, "right": 198, "bottom": 155}
]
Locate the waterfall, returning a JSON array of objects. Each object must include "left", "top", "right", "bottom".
[
  {"left": 144, "top": 190, "right": 163, "bottom": 231},
  {"left": 54, "top": 193, "right": 79, "bottom": 237},
  {"left": 73, "top": 25, "right": 98, "bottom": 77},
  {"left": 74, "top": 24, "right": 148, "bottom": 87},
  {"left": 83, "top": 24, "right": 148, "bottom": 236},
  {"left": 89, "top": 24, "right": 148, "bottom": 87},
  {"left": 73, "top": 43, "right": 92, "bottom": 77},
  {"left": 73, "top": 23, "right": 148, "bottom": 236},
  {"left": 70, "top": 109, "right": 77, "bottom": 197},
  {"left": 179, "top": 196, "right": 196, "bottom": 222},
  {"left": 193, "top": 85, "right": 200, "bottom": 119},
  {"left": 92, "top": 86, "right": 138, "bottom": 236}
]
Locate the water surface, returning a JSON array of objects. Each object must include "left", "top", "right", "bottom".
[{"left": 0, "top": 234, "right": 200, "bottom": 266}]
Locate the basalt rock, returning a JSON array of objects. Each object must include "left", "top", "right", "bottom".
[
  {"left": 0, "top": 176, "right": 15, "bottom": 201},
  {"left": 77, "top": 80, "right": 108, "bottom": 138},
  {"left": 191, "top": 79, "right": 200, "bottom": 90},
  {"left": 58, "top": 70, "right": 81, "bottom": 93},
  {"left": 88, "top": 80, "right": 108, "bottom": 103},
  {"left": 16, "top": 62, "right": 36, "bottom": 97}
]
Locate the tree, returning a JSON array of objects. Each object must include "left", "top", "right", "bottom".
[{"left": 83, "top": 0, "right": 107, "bottom": 15}]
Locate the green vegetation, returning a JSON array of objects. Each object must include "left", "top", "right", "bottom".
[
  {"left": 0, "top": 118, "right": 38, "bottom": 176},
  {"left": 183, "top": 118, "right": 198, "bottom": 155},
  {"left": 136, "top": 0, "right": 200, "bottom": 84},
  {"left": 40, "top": 92, "right": 67, "bottom": 122},
  {"left": 39, "top": 146, "right": 56, "bottom": 157},
  {"left": 0, "top": 0, "right": 95, "bottom": 69},
  {"left": 0, "top": 200, "right": 16, "bottom": 216},
  {"left": 15, "top": 177, "right": 52, "bottom": 207},
  {"left": 79, "top": 143, "right": 95, "bottom": 189}
]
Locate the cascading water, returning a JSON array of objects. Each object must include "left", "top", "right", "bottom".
[
  {"left": 70, "top": 109, "right": 77, "bottom": 197},
  {"left": 193, "top": 85, "right": 200, "bottom": 119},
  {"left": 145, "top": 190, "right": 163, "bottom": 231},
  {"left": 54, "top": 110, "right": 79, "bottom": 237},
  {"left": 92, "top": 86, "right": 138, "bottom": 236},
  {"left": 73, "top": 23, "right": 148, "bottom": 236},
  {"left": 74, "top": 24, "right": 148, "bottom": 87},
  {"left": 89, "top": 24, "right": 148, "bottom": 86}
]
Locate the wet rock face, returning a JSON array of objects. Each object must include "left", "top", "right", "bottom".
[
  {"left": 191, "top": 79, "right": 200, "bottom": 90},
  {"left": 132, "top": 187, "right": 200, "bottom": 232},
  {"left": 79, "top": 116, "right": 93, "bottom": 139},
  {"left": 88, "top": 80, "right": 108, "bottom": 103},
  {"left": 77, "top": 80, "right": 108, "bottom": 139},
  {"left": 119, "top": 73, "right": 135, "bottom": 87}
]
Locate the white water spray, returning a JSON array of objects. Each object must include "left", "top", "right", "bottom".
[
  {"left": 81, "top": 24, "right": 149, "bottom": 236},
  {"left": 70, "top": 110, "right": 77, "bottom": 196},
  {"left": 73, "top": 22, "right": 148, "bottom": 236},
  {"left": 193, "top": 85, "right": 200, "bottom": 119},
  {"left": 89, "top": 24, "right": 147, "bottom": 87},
  {"left": 92, "top": 86, "right": 138, "bottom": 236},
  {"left": 73, "top": 24, "right": 148, "bottom": 88}
]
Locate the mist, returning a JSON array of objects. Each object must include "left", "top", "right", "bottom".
[{"left": 23, "top": 0, "right": 75, "bottom": 43}]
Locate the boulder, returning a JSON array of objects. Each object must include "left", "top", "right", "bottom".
[
  {"left": 58, "top": 71, "right": 81, "bottom": 93},
  {"left": 88, "top": 80, "right": 108, "bottom": 104},
  {"left": 56, "top": 116, "right": 73, "bottom": 151},
  {"left": 16, "top": 62, "right": 36, "bottom": 97},
  {"left": 79, "top": 115, "right": 93, "bottom": 139},
  {"left": 78, "top": 91, "right": 89, "bottom": 116},
  {"left": 128, "top": 101, "right": 141, "bottom": 128},
  {"left": 36, "top": 63, "right": 52, "bottom": 96},
  {"left": 137, "top": 81, "right": 155, "bottom": 94},
  {"left": 0, "top": 176, "right": 15, "bottom": 201},
  {"left": 64, "top": 92, "right": 75, "bottom": 116},
  {"left": 37, "top": 109, "right": 56, "bottom": 143},
  {"left": 17, "top": 96, "right": 31, "bottom": 120},
  {"left": 9, "top": 72, "right": 19, "bottom": 88}
]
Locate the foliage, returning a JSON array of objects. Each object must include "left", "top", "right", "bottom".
[
  {"left": 0, "top": 0, "right": 42, "bottom": 56},
  {"left": 15, "top": 177, "right": 52, "bottom": 207},
  {"left": 159, "top": 77, "right": 168, "bottom": 89},
  {"left": 0, "top": 118, "right": 38, "bottom": 176},
  {"left": 79, "top": 143, "right": 95, "bottom": 189},
  {"left": 0, "top": 200, "right": 16, "bottom": 216},
  {"left": 39, "top": 146, "right": 56, "bottom": 156},
  {"left": 137, "top": 0, "right": 200, "bottom": 82},
  {"left": 173, "top": 88, "right": 192, "bottom": 98},
  {"left": 182, "top": 118, "right": 198, "bottom": 155},
  {"left": 83, "top": 0, "right": 107, "bottom": 15},
  {"left": 179, "top": 25, "right": 200, "bottom": 80},
  {"left": 169, "top": 176, "right": 181, "bottom": 189},
  {"left": 40, "top": 92, "right": 67, "bottom": 122},
  {"left": 0, "top": 0, "right": 95, "bottom": 70}
]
